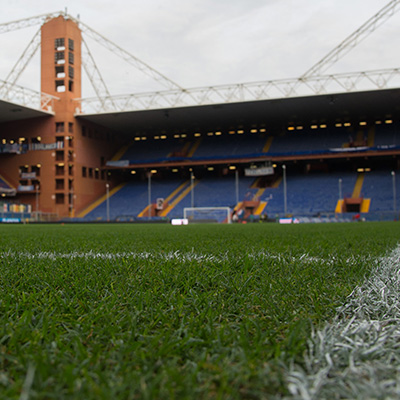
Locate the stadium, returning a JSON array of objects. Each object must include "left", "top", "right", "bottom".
[
  {"left": 1, "top": 3, "right": 400, "bottom": 224},
  {"left": 2, "top": 2, "right": 400, "bottom": 399}
]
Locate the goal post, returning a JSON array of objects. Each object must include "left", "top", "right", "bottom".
[{"left": 183, "top": 207, "right": 232, "bottom": 224}]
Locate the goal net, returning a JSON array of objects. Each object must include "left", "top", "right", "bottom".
[{"left": 183, "top": 207, "right": 232, "bottom": 224}]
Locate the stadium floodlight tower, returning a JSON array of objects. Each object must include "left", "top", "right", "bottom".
[{"left": 282, "top": 165, "right": 287, "bottom": 216}]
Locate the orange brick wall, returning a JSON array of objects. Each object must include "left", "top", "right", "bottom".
[{"left": 0, "top": 16, "right": 122, "bottom": 218}]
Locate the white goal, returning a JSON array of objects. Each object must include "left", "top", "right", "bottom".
[{"left": 183, "top": 207, "right": 232, "bottom": 224}]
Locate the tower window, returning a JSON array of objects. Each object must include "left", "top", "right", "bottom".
[
  {"left": 68, "top": 66, "right": 74, "bottom": 79},
  {"left": 55, "top": 66, "right": 65, "bottom": 78},
  {"left": 55, "top": 179, "right": 65, "bottom": 190},
  {"left": 55, "top": 51, "right": 65, "bottom": 63},
  {"left": 55, "top": 193, "right": 65, "bottom": 204},
  {"left": 55, "top": 38, "right": 65, "bottom": 49},
  {"left": 55, "top": 80, "right": 65, "bottom": 92},
  {"left": 56, "top": 165, "right": 65, "bottom": 176},
  {"left": 56, "top": 122, "right": 65, "bottom": 133},
  {"left": 68, "top": 52, "right": 74, "bottom": 65},
  {"left": 68, "top": 38, "right": 74, "bottom": 51}
]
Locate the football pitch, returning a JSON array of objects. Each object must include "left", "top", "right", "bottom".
[{"left": 1, "top": 222, "right": 399, "bottom": 399}]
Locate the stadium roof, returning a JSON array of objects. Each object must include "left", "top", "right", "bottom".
[
  {"left": 76, "top": 88, "right": 400, "bottom": 137},
  {"left": 0, "top": 98, "right": 52, "bottom": 123}
]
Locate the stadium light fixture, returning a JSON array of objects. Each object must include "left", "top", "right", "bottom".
[
  {"left": 259, "top": 128, "right": 266, "bottom": 133},
  {"left": 296, "top": 126, "right": 303, "bottom": 130},
  {"left": 344, "top": 122, "right": 351, "bottom": 127},
  {"left": 190, "top": 171, "right": 195, "bottom": 209},
  {"left": 130, "top": 170, "right": 136, "bottom": 174},
  {"left": 35, "top": 184, "right": 40, "bottom": 219},
  {"left": 151, "top": 169, "right": 157, "bottom": 174},
  {"left": 392, "top": 171, "right": 396, "bottom": 213},
  {"left": 172, "top": 169, "right": 178, "bottom": 173},
  {"left": 181, "top": 134, "right": 187, "bottom": 138},
  {"left": 229, "top": 166, "right": 236, "bottom": 170},
  {"left": 287, "top": 126, "right": 295, "bottom": 131},
  {"left": 141, "top": 137, "right": 147, "bottom": 140},
  {"left": 215, "top": 132, "right": 222, "bottom": 136},
  {"left": 207, "top": 132, "right": 214, "bottom": 136},
  {"left": 228, "top": 131, "right": 235, "bottom": 135},
  {"left": 375, "top": 120, "right": 382, "bottom": 125},
  {"left": 335, "top": 123, "right": 342, "bottom": 127},
  {"left": 320, "top": 124, "right": 327, "bottom": 129},
  {"left": 194, "top": 133, "right": 201, "bottom": 137},
  {"left": 311, "top": 125, "right": 318, "bottom": 129},
  {"left": 235, "top": 169, "right": 239, "bottom": 205},
  {"left": 385, "top": 119, "right": 393, "bottom": 124},
  {"left": 250, "top": 129, "right": 258, "bottom": 133},
  {"left": 37, "top": 136, "right": 41, "bottom": 141},
  {"left": 106, "top": 183, "right": 110, "bottom": 222},
  {"left": 283, "top": 164, "right": 287, "bottom": 216},
  {"left": 160, "top": 135, "right": 167, "bottom": 139},
  {"left": 359, "top": 121, "right": 367, "bottom": 126},
  {"left": 147, "top": 172, "right": 152, "bottom": 219},
  {"left": 237, "top": 130, "right": 244, "bottom": 134},
  {"left": 134, "top": 137, "right": 141, "bottom": 141},
  {"left": 174, "top": 134, "right": 180, "bottom": 138}
]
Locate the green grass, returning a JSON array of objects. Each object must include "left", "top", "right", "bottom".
[{"left": 0, "top": 222, "right": 399, "bottom": 399}]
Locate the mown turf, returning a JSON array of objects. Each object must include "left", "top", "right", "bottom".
[{"left": 0, "top": 222, "right": 399, "bottom": 399}]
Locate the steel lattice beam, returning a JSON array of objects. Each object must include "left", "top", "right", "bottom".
[
  {"left": 0, "top": 10, "right": 183, "bottom": 95},
  {"left": 0, "top": 27, "right": 41, "bottom": 92},
  {"left": 74, "top": 18, "right": 183, "bottom": 91},
  {"left": 302, "top": 0, "right": 400, "bottom": 78},
  {"left": 81, "top": 37, "right": 115, "bottom": 110},
  {"left": 0, "top": 11, "right": 65, "bottom": 34},
  {"left": 0, "top": 78, "right": 58, "bottom": 112},
  {"left": 75, "top": 68, "right": 400, "bottom": 114}
]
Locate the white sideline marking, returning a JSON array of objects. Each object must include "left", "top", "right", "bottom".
[
  {"left": 0, "top": 250, "right": 373, "bottom": 267},
  {"left": 285, "top": 247, "right": 400, "bottom": 399},
  {"left": 1, "top": 247, "right": 391, "bottom": 397}
]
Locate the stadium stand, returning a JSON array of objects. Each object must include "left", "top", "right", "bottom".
[
  {"left": 117, "top": 138, "right": 181, "bottom": 163},
  {"left": 81, "top": 170, "right": 375, "bottom": 221},
  {"left": 363, "top": 170, "right": 396, "bottom": 212},
  {"left": 108, "top": 122, "right": 400, "bottom": 169},
  {"left": 373, "top": 123, "right": 400, "bottom": 147},
  {"left": 191, "top": 134, "right": 268, "bottom": 159},
  {"left": 66, "top": 116, "right": 400, "bottom": 223}
]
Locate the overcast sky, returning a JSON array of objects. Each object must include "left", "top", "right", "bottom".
[{"left": 1, "top": 0, "right": 400, "bottom": 97}]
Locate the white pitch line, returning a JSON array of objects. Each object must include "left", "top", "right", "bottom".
[
  {"left": 285, "top": 247, "right": 400, "bottom": 400},
  {"left": 0, "top": 250, "right": 374, "bottom": 268}
]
